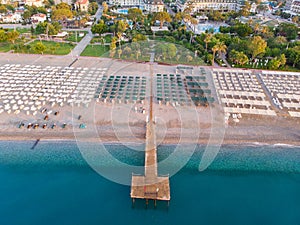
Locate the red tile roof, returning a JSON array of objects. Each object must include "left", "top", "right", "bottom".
[{"left": 77, "top": 0, "right": 88, "bottom": 5}]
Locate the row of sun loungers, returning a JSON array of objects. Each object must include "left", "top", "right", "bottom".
[
  {"left": 212, "top": 68, "right": 276, "bottom": 116},
  {"left": 260, "top": 71, "right": 300, "bottom": 117},
  {"left": 0, "top": 64, "right": 107, "bottom": 115}
]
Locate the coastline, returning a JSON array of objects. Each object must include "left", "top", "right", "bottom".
[{"left": 0, "top": 124, "right": 299, "bottom": 147}]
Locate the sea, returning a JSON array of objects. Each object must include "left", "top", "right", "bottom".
[{"left": 1, "top": 141, "right": 300, "bottom": 225}]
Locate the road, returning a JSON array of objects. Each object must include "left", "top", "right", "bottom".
[
  {"left": 0, "top": 24, "right": 32, "bottom": 29},
  {"left": 68, "top": 5, "right": 103, "bottom": 57},
  {"left": 164, "top": 3, "right": 175, "bottom": 16}
]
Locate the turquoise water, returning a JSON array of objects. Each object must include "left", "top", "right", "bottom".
[
  {"left": 197, "top": 24, "right": 221, "bottom": 33},
  {"left": 117, "top": 9, "right": 128, "bottom": 14},
  {"left": 1, "top": 141, "right": 300, "bottom": 225}
]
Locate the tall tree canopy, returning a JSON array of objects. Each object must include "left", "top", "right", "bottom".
[
  {"left": 128, "top": 8, "right": 143, "bottom": 26},
  {"left": 51, "top": 3, "right": 73, "bottom": 21},
  {"left": 248, "top": 36, "right": 267, "bottom": 60},
  {"left": 91, "top": 20, "right": 107, "bottom": 35},
  {"left": 153, "top": 12, "right": 171, "bottom": 28}
]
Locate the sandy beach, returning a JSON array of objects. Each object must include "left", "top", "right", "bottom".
[
  {"left": 0, "top": 54, "right": 299, "bottom": 146},
  {"left": 0, "top": 103, "right": 299, "bottom": 146}
]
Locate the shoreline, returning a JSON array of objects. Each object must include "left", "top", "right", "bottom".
[{"left": 0, "top": 130, "right": 299, "bottom": 147}]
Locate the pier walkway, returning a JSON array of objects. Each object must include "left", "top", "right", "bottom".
[{"left": 130, "top": 63, "right": 170, "bottom": 206}]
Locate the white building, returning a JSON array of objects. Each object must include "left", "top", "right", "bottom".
[
  {"left": 24, "top": 0, "right": 44, "bottom": 7},
  {"left": 75, "top": 0, "right": 89, "bottom": 12},
  {"left": 284, "top": 0, "right": 300, "bottom": 15},
  {"left": 176, "top": 0, "right": 240, "bottom": 13},
  {"left": 250, "top": 2, "right": 257, "bottom": 13},
  {"left": 109, "top": 0, "right": 142, "bottom": 7},
  {"left": 30, "top": 13, "right": 47, "bottom": 24},
  {"left": 108, "top": 0, "right": 164, "bottom": 12},
  {"left": 291, "top": 0, "right": 300, "bottom": 14},
  {"left": 1, "top": 13, "right": 22, "bottom": 23},
  {"left": 143, "top": 0, "right": 164, "bottom": 12}
]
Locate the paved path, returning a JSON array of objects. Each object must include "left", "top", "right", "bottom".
[
  {"left": 68, "top": 5, "right": 103, "bottom": 57},
  {"left": 221, "top": 53, "right": 231, "bottom": 68},
  {"left": 164, "top": 3, "right": 175, "bottom": 16}
]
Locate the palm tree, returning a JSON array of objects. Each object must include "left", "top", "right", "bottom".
[
  {"left": 204, "top": 33, "right": 213, "bottom": 52},
  {"left": 153, "top": 12, "right": 172, "bottom": 29},
  {"left": 254, "top": 23, "right": 260, "bottom": 34},
  {"left": 117, "top": 49, "right": 122, "bottom": 58},
  {"left": 190, "top": 18, "right": 198, "bottom": 33},
  {"left": 212, "top": 41, "right": 227, "bottom": 65}
]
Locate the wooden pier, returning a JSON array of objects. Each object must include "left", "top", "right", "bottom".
[{"left": 130, "top": 65, "right": 170, "bottom": 206}]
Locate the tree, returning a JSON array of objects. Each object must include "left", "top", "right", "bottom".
[
  {"left": 135, "top": 49, "right": 141, "bottom": 60},
  {"left": 128, "top": 8, "right": 143, "bottom": 27},
  {"left": 208, "top": 10, "right": 225, "bottom": 21},
  {"left": 116, "top": 20, "right": 127, "bottom": 34},
  {"left": 279, "top": 54, "right": 286, "bottom": 66},
  {"left": 156, "top": 43, "right": 168, "bottom": 60},
  {"left": 102, "top": 2, "right": 108, "bottom": 14},
  {"left": 248, "top": 36, "right": 267, "bottom": 60},
  {"left": 117, "top": 49, "right": 122, "bottom": 58},
  {"left": 35, "top": 22, "right": 59, "bottom": 35},
  {"left": 239, "top": 1, "right": 251, "bottom": 17},
  {"left": 0, "top": 5, "right": 7, "bottom": 14},
  {"left": 51, "top": 3, "right": 73, "bottom": 21},
  {"left": 167, "top": 43, "right": 177, "bottom": 59},
  {"left": 212, "top": 41, "right": 227, "bottom": 65},
  {"left": 268, "top": 57, "right": 283, "bottom": 70},
  {"left": 110, "top": 37, "right": 117, "bottom": 52},
  {"left": 7, "top": 31, "right": 19, "bottom": 44},
  {"left": 132, "top": 33, "right": 146, "bottom": 42},
  {"left": 174, "top": 12, "right": 191, "bottom": 22},
  {"left": 91, "top": 20, "right": 107, "bottom": 35},
  {"left": 186, "top": 55, "right": 193, "bottom": 62},
  {"left": 6, "top": 3, "right": 16, "bottom": 12},
  {"left": 174, "top": 12, "right": 184, "bottom": 22},
  {"left": 190, "top": 18, "right": 198, "bottom": 33},
  {"left": 276, "top": 23, "right": 299, "bottom": 41},
  {"left": 287, "top": 47, "right": 300, "bottom": 68},
  {"left": 0, "top": 30, "right": 7, "bottom": 42},
  {"left": 274, "top": 36, "right": 287, "bottom": 46},
  {"left": 256, "top": 4, "right": 269, "bottom": 14},
  {"left": 88, "top": 2, "right": 98, "bottom": 15},
  {"left": 229, "top": 50, "right": 249, "bottom": 65},
  {"left": 153, "top": 12, "right": 171, "bottom": 29},
  {"left": 23, "top": 10, "right": 32, "bottom": 23},
  {"left": 207, "top": 53, "right": 213, "bottom": 65},
  {"left": 204, "top": 33, "right": 213, "bottom": 52},
  {"left": 292, "top": 16, "right": 299, "bottom": 24},
  {"left": 44, "top": 0, "right": 55, "bottom": 8},
  {"left": 52, "top": 21, "right": 62, "bottom": 33},
  {"left": 123, "top": 46, "right": 132, "bottom": 56},
  {"left": 233, "top": 23, "right": 253, "bottom": 37},
  {"left": 253, "top": 23, "right": 260, "bottom": 34},
  {"left": 37, "top": 6, "right": 47, "bottom": 14},
  {"left": 33, "top": 42, "right": 46, "bottom": 54},
  {"left": 115, "top": 20, "right": 127, "bottom": 46}
]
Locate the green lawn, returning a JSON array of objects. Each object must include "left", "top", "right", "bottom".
[
  {"left": 7, "top": 27, "right": 31, "bottom": 34},
  {"left": 91, "top": 34, "right": 112, "bottom": 44},
  {"left": 16, "top": 27, "right": 31, "bottom": 34},
  {"left": 0, "top": 42, "right": 12, "bottom": 52},
  {"left": 14, "top": 40, "right": 75, "bottom": 55},
  {"left": 66, "top": 31, "right": 88, "bottom": 42},
  {"left": 80, "top": 45, "right": 110, "bottom": 57}
]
